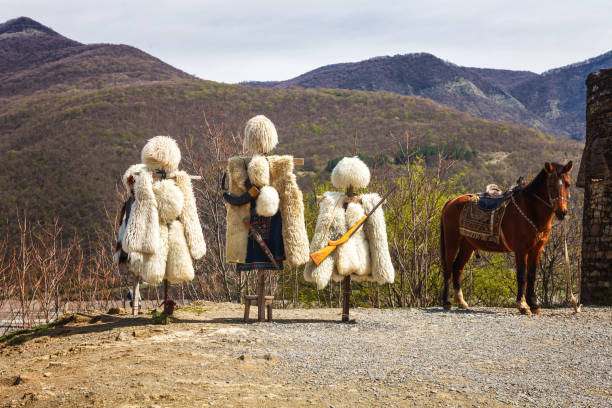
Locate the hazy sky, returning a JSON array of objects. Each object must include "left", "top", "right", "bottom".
[{"left": 2, "top": 0, "right": 611, "bottom": 83}]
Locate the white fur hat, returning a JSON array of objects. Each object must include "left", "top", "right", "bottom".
[
  {"left": 331, "top": 156, "right": 371, "bottom": 189},
  {"left": 244, "top": 115, "right": 278, "bottom": 154},
  {"left": 141, "top": 136, "right": 181, "bottom": 172},
  {"left": 122, "top": 163, "right": 147, "bottom": 191}
]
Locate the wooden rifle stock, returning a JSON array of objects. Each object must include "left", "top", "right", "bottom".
[
  {"left": 309, "top": 215, "right": 366, "bottom": 265},
  {"left": 328, "top": 216, "right": 366, "bottom": 246},
  {"left": 309, "top": 186, "right": 396, "bottom": 266}
]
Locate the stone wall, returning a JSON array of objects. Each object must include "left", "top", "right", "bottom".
[{"left": 578, "top": 69, "right": 612, "bottom": 305}]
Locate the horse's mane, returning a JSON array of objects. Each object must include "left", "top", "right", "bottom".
[
  {"left": 520, "top": 169, "right": 547, "bottom": 194},
  {"left": 520, "top": 163, "right": 562, "bottom": 195}
]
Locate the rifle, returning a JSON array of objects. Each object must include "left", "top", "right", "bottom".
[{"left": 310, "top": 186, "right": 396, "bottom": 265}]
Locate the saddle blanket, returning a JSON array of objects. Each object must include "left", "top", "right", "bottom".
[{"left": 459, "top": 195, "right": 509, "bottom": 244}]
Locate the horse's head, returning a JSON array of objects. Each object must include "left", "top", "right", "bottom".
[{"left": 544, "top": 161, "right": 573, "bottom": 220}]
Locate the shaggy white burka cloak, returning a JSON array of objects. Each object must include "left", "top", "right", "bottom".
[
  {"left": 113, "top": 164, "right": 146, "bottom": 277},
  {"left": 303, "top": 157, "right": 394, "bottom": 289},
  {"left": 224, "top": 115, "right": 309, "bottom": 266},
  {"left": 123, "top": 136, "right": 206, "bottom": 284}
]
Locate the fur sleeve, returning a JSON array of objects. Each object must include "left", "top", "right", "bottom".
[
  {"left": 175, "top": 171, "right": 206, "bottom": 260},
  {"left": 123, "top": 169, "right": 159, "bottom": 254},
  {"left": 361, "top": 193, "right": 395, "bottom": 285},
  {"left": 278, "top": 171, "right": 310, "bottom": 266},
  {"left": 304, "top": 192, "right": 345, "bottom": 290},
  {"left": 268, "top": 156, "right": 309, "bottom": 267}
]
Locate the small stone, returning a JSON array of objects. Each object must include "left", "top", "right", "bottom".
[
  {"left": 238, "top": 354, "right": 252, "bottom": 361},
  {"left": 263, "top": 352, "right": 280, "bottom": 362},
  {"left": 13, "top": 374, "right": 32, "bottom": 385},
  {"left": 43, "top": 372, "right": 52, "bottom": 378},
  {"left": 107, "top": 307, "right": 125, "bottom": 315},
  {"left": 132, "top": 330, "right": 145, "bottom": 338},
  {"left": 116, "top": 332, "right": 129, "bottom": 341}
]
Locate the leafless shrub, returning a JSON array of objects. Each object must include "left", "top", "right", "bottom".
[
  {"left": 32, "top": 219, "right": 74, "bottom": 323},
  {"left": 182, "top": 109, "right": 244, "bottom": 302}
]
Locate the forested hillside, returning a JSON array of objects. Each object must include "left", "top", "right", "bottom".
[{"left": 0, "top": 78, "right": 582, "bottom": 237}]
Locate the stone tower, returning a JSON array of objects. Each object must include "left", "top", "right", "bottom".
[{"left": 576, "top": 68, "right": 612, "bottom": 305}]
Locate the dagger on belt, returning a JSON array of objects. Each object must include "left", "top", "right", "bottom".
[{"left": 243, "top": 217, "right": 280, "bottom": 269}]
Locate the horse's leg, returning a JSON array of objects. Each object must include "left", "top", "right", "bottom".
[
  {"left": 526, "top": 243, "right": 544, "bottom": 315},
  {"left": 515, "top": 251, "right": 531, "bottom": 315},
  {"left": 452, "top": 240, "right": 474, "bottom": 310},
  {"left": 441, "top": 220, "right": 461, "bottom": 310}
]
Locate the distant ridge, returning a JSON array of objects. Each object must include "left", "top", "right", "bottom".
[
  {"left": 244, "top": 51, "right": 612, "bottom": 140},
  {"left": 0, "top": 16, "right": 193, "bottom": 97}
]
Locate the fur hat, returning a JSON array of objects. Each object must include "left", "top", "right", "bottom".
[
  {"left": 122, "top": 164, "right": 147, "bottom": 192},
  {"left": 141, "top": 136, "right": 181, "bottom": 173},
  {"left": 331, "top": 156, "right": 371, "bottom": 189},
  {"left": 244, "top": 115, "right": 278, "bottom": 154}
]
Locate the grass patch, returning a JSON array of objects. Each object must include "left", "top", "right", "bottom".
[
  {"left": 151, "top": 310, "right": 172, "bottom": 325},
  {"left": 0, "top": 314, "right": 76, "bottom": 346}
]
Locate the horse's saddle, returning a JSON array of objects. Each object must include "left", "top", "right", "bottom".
[
  {"left": 476, "top": 191, "right": 512, "bottom": 211},
  {"left": 475, "top": 181, "right": 522, "bottom": 211}
]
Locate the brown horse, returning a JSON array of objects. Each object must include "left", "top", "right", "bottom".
[{"left": 440, "top": 162, "right": 573, "bottom": 314}]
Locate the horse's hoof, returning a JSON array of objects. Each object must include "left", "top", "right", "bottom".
[
  {"left": 443, "top": 303, "right": 452, "bottom": 310},
  {"left": 458, "top": 301, "right": 469, "bottom": 310},
  {"left": 530, "top": 307, "right": 542, "bottom": 315},
  {"left": 518, "top": 307, "right": 532, "bottom": 315}
]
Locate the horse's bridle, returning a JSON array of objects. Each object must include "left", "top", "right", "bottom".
[
  {"left": 513, "top": 172, "right": 567, "bottom": 239},
  {"left": 533, "top": 173, "right": 568, "bottom": 209}
]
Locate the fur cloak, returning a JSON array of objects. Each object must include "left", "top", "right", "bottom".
[
  {"left": 225, "top": 155, "right": 309, "bottom": 267},
  {"left": 303, "top": 191, "right": 395, "bottom": 289},
  {"left": 123, "top": 168, "right": 206, "bottom": 284}
]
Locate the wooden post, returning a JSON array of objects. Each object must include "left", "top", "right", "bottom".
[
  {"left": 342, "top": 275, "right": 351, "bottom": 322},
  {"left": 164, "top": 279, "right": 169, "bottom": 303},
  {"left": 132, "top": 278, "right": 140, "bottom": 316},
  {"left": 257, "top": 270, "right": 266, "bottom": 322},
  {"left": 342, "top": 185, "right": 356, "bottom": 322}
]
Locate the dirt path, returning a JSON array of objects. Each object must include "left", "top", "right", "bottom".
[{"left": 1, "top": 303, "right": 610, "bottom": 407}]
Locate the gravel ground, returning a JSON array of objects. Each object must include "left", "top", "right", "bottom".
[
  {"left": 0, "top": 303, "right": 610, "bottom": 407},
  {"left": 257, "top": 306, "right": 612, "bottom": 407}
]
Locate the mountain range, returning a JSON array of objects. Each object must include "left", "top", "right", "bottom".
[
  {"left": 0, "top": 17, "right": 192, "bottom": 98},
  {"left": 0, "top": 17, "right": 583, "bottom": 237},
  {"left": 244, "top": 51, "right": 612, "bottom": 141}
]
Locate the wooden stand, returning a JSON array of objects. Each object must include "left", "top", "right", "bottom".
[
  {"left": 342, "top": 275, "right": 351, "bottom": 322},
  {"left": 162, "top": 279, "right": 176, "bottom": 319},
  {"left": 243, "top": 295, "right": 273, "bottom": 322},
  {"left": 242, "top": 270, "right": 273, "bottom": 322},
  {"left": 257, "top": 270, "right": 266, "bottom": 322},
  {"left": 132, "top": 278, "right": 140, "bottom": 316},
  {"left": 341, "top": 185, "right": 356, "bottom": 323}
]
